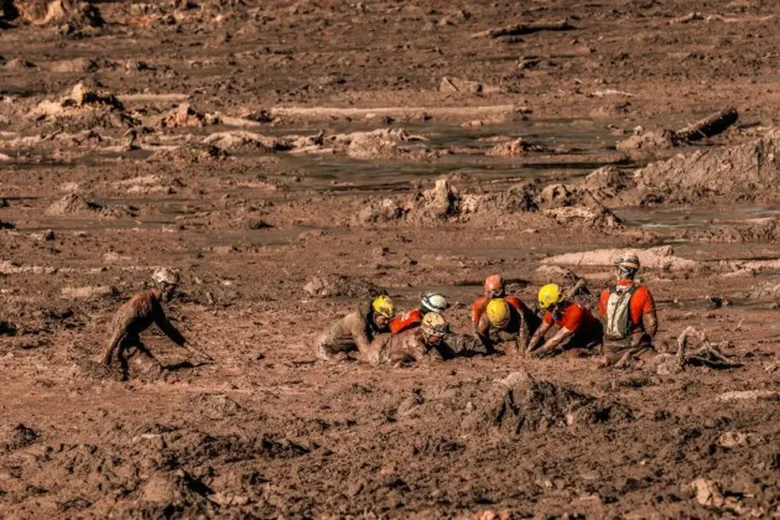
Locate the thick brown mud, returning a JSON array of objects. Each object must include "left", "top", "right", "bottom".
[{"left": 1, "top": 0, "right": 780, "bottom": 518}]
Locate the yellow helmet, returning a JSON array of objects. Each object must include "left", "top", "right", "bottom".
[
  {"left": 486, "top": 299, "right": 511, "bottom": 328},
  {"left": 538, "top": 283, "right": 564, "bottom": 310},
  {"left": 372, "top": 295, "right": 395, "bottom": 318},
  {"left": 421, "top": 312, "right": 447, "bottom": 336}
]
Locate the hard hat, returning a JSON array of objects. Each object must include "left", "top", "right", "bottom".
[
  {"left": 421, "top": 312, "right": 447, "bottom": 336},
  {"left": 152, "top": 268, "right": 180, "bottom": 288},
  {"left": 372, "top": 295, "right": 395, "bottom": 318},
  {"left": 484, "top": 274, "right": 504, "bottom": 294},
  {"left": 538, "top": 284, "right": 564, "bottom": 310},
  {"left": 486, "top": 299, "right": 511, "bottom": 328},
  {"left": 615, "top": 253, "right": 640, "bottom": 270},
  {"left": 421, "top": 293, "right": 450, "bottom": 313}
]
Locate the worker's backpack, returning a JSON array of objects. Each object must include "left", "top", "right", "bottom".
[{"left": 605, "top": 284, "right": 638, "bottom": 340}]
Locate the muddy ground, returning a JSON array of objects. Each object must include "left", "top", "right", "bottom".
[{"left": 1, "top": 0, "right": 780, "bottom": 518}]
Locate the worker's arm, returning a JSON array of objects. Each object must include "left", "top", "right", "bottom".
[
  {"left": 153, "top": 304, "right": 214, "bottom": 362},
  {"left": 526, "top": 320, "right": 552, "bottom": 353},
  {"left": 643, "top": 290, "right": 659, "bottom": 338},
  {"left": 475, "top": 314, "right": 495, "bottom": 353},
  {"left": 532, "top": 326, "right": 575, "bottom": 358},
  {"left": 351, "top": 320, "right": 374, "bottom": 355},
  {"left": 516, "top": 310, "right": 532, "bottom": 352},
  {"left": 153, "top": 305, "right": 187, "bottom": 346}
]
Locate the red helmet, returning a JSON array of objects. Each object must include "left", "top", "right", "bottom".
[{"left": 484, "top": 274, "right": 504, "bottom": 294}]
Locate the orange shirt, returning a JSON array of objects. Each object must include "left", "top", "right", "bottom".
[
  {"left": 389, "top": 308, "right": 423, "bottom": 334},
  {"left": 543, "top": 302, "right": 602, "bottom": 343},
  {"left": 598, "top": 281, "right": 656, "bottom": 333},
  {"left": 472, "top": 295, "right": 527, "bottom": 326}
]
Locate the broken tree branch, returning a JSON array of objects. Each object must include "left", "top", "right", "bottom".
[
  {"left": 472, "top": 19, "right": 574, "bottom": 39},
  {"left": 675, "top": 107, "right": 738, "bottom": 142}
]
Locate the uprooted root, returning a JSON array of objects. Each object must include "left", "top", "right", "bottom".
[{"left": 673, "top": 326, "right": 741, "bottom": 371}]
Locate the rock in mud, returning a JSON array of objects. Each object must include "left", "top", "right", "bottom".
[
  {"left": 45, "top": 193, "right": 132, "bottom": 218},
  {"left": 345, "top": 128, "right": 420, "bottom": 160},
  {"left": 717, "top": 431, "right": 764, "bottom": 449},
  {"left": 439, "top": 76, "right": 491, "bottom": 94},
  {"left": 716, "top": 390, "right": 778, "bottom": 402},
  {"left": 743, "top": 281, "right": 780, "bottom": 300},
  {"left": 0, "top": 423, "right": 38, "bottom": 454},
  {"left": 413, "top": 178, "right": 460, "bottom": 220},
  {"left": 636, "top": 129, "right": 780, "bottom": 199},
  {"left": 61, "top": 285, "right": 117, "bottom": 300},
  {"left": 616, "top": 127, "right": 679, "bottom": 155},
  {"left": 461, "top": 370, "right": 631, "bottom": 437},
  {"left": 691, "top": 478, "right": 725, "bottom": 508},
  {"left": 541, "top": 245, "right": 698, "bottom": 270},
  {"left": 161, "top": 103, "right": 214, "bottom": 128},
  {"left": 201, "top": 130, "right": 284, "bottom": 152},
  {"left": 303, "top": 274, "right": 384, "bottom": 298},
  {"left": 12, "top": 0, "right": 103, "bottom": 27},
  {"left": 356, "top": 197, "right": 407, "bottom": 224},
  {"left": 147, "top": 143, "right": 228, "bottom": 164}
]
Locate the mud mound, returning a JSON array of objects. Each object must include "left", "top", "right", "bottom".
[
  {"left": 581, "top": 166, "right": 634, "bottom": 199},
  {"left": 161, "top": 103, "right": 215, "bottom": 129},
  {"left": 31, "top": 82, "right": 128, "bottom": 126},
  {"left": 617, "top": 128, "right": 679, "bottom": 155},
  {"left": 201, "top": 131, "right": 284, "bottom": 152},
  {"left": 303, "top": 274, "right": 384, "bottom": 298},
  {"left": 685, "top": 218, "right": 780, "bottom": 243},
  {"left": 743, "top": 281, "right": 780, "bottom": 300},
  {"left": 0, "top": 423, "right": 38, "bottom": 453},
  {"left": 189, "top": 393, "right": 247, "bottom": 420},
  {"left": 12, "top": 0, "right": 102, "bottom": 27},
  {"left": 542, "top": 245, "right": 698, "bottom": 270},
  {"left": 485, "top": 138, "right": 546, "bottom": 157},
  {"left": 147, "top": 143, "right": 228, "bottom": 164},
  {"left": 462, "top": 371, "right": 632, "bottom": 438},
  {"left": 636, "top": 129, "right": 780, "bottom": 199},
  {"left": 45, "top": 193, "right": 132, "bottom": 218},
  {"left": 124, "top": 471, "right": 215, "bottom": 519}
]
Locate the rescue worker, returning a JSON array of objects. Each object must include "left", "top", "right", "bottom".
[
  {"left": 471, "top": 274, "right": 506, "bottom": 326},
  {"left": 367, "top": 312, "right": 449, "bottom": 366},
  {"left": 598, "top": 253, "right": 658, "bottom": 367},
  {"left": 315, "top": 295, "right": 395, "bottom": 362},
  {"left": 527, "top": 283, "right": 603, "bottom": 358},
  {"left": 389, "top": 293, "right": 450, "bottom": 334},
  {"left": 476, "top": 297, "right": 541, "bottom": 354},
  {"left": 103, "top": 268, "right": 213, "bottom": 380}
]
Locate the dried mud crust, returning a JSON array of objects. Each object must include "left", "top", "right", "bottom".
[{"left": 2, "top": 0, "right": 780, "bottom": 518}]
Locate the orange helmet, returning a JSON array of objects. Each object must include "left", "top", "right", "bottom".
[{"left": 484, "top": 274, "right": 504, "bottom": 295}]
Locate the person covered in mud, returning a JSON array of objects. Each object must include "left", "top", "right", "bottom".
[
  {"left": 527, "top": 284, "right": 603, "bottom": 358},
  {"left": 598, "top": 253, "right": 659, "bottom": 367},
  {"left": 388, "top": 292, "right": 450, "bottom": 334},
  {"left": 315, "top": 295, "right": 395, "bottom": 362},
  {"left": 367, "top": 312, "right": 450, "bottom": 366},
  {"left": 476, "top": 297, "right": 542, "bottom": 354},
  {"left": 102, "top": 268, "right": 213, "bottom": 380},
  {"left": 470, "top": 274, "right": 508, "bottom": 327}
]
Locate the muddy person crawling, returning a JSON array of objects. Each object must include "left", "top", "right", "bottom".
[
  {"left": 315, "top": 295, "right": 395, "bottom": 362},
  {"left": 102, "top": 268, "right": 213, "bottom": 380},
  {"left": 366, "top": 312, "right": 450, "bottom": 366}
]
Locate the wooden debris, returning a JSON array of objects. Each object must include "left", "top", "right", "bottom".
[
  {"left": 472, "top": 19, "right": 574, "bottom": 39},
  {"left": 675, "top": 107, "right": 738, "bottom": 142}
]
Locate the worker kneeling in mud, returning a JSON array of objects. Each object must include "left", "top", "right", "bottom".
[
  {"left": 599, "top": 253, "right": 658, "bottom": 367},
  {"left": 103, "top": 268, "right": 213, "bottom": 380},
  {"left": 367, "top": 312, "right": 449, "bottom": 366},
  {"left": 389, "top": 293, "right": 450, "bottom": 334},
  {"left": 471, "top": 274, "right": 508, "bottom": 327},
  {"left": 527, "top": 283, "right": 603, "bottom": 358},
  {"left": 476, "top": 297, "right": 541, "bottom": 354},
  {"left": 315, "top": 295, "right": 395, "bottom": 362}
]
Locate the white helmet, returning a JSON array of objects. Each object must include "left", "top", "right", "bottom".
[
  {"left": 421, "top": 293, "right": 449, "bottom": 313},
  {"left": 152, "top": 268, "right": 180, "bottom": 288}
]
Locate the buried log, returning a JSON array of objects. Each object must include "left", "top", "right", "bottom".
[
  {"left": 675, "top": 107, "right": 738, "bottom": 142},
  {"left": 472, "top": 18, "right": 574, "bottom": 39}
]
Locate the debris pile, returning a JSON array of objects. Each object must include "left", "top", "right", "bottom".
[
  {"left": 541, "top": 245, "right": 698, "bottom": 270},
  {"left": 303, "top": 274, "right": 384, "bottom": 299},
  {"left": 45, "top": 193, "right": 133, "bottom": 218},
  {"left": 462, "top": 370, "right": 632, "bottom": 437}
]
